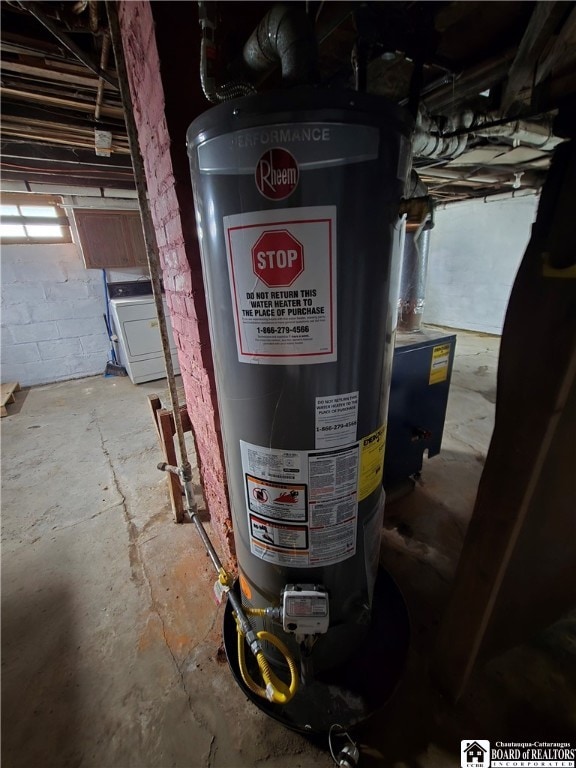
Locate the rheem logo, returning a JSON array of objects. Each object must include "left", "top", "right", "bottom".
[{"left": 255, "top": 148, "right": 299, "bottom": 200}]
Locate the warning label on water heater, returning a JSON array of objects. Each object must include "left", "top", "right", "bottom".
[
  {"left": 240, "top": 440, "right": 358, "bottom": 567},
  {"left": 224, "top": 206, "right": 337, "bottom": 365},
  {"left": 315, "top": 391, "right": 359, "bottom": 449}
]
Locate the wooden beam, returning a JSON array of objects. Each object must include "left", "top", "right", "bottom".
[
  {"left": 423, "top": 50, "right": 514, "bottom": 114},
  {"left": 1, "top": 113, "right": 129, "bottom": 143},
  {"left": 1, "top": 138, "right": 133, "bottom": 167},
  {"left": 1, "top": 383, "right": 20, "bottom": 418},
  {"left": 148, "top": 395, "right": 162, "bottom": 440},
  {"left": 0, "top": 71, "right": 118, "bottom": 101},
  {"left": 0, "top": 86, "right": 124, "bottom": 119},
  {"left": 0, "top": 47, "right": 114, "bottom": 80},
  {"left": 432, "top": 137, "right": 576, "bottom": 700},
  {"left": 21, "top": 2, "right": 118, "bottom": 89},
  {"left": 0, "top": 31, "right": 62, "bottom": 57},
  {"left": 0, "top": 76, "right": 121, "bottom": 108},
  {"left": 1, "top": 113, "right": 128, "bottom": 140},
  {"left": 0, "top": 126, "right": 129, "bottom": 154},
  {"left": 535, "top": 4, "right": 576, "bottom": 86},
  {"left": 148, "top": 395, "right": 186, "bottom": 524},
  {"left": 501, "top": 1, "right": 567, "bottom": 113},
  {"left": 0, "top": 168, "right": 135, "bottom": 187},
  {"left": 537, "top": 69, "right": 576, "bottom": 112},
  {"left": 0, "top": 59, "right": 111, "bottom": 89}
]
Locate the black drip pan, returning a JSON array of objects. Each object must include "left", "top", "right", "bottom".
[{"left": 222, "top": 568, "right": 410, "bottom": 735}]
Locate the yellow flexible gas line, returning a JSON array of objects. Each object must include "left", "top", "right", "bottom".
[{"left": 236, "top": 621, "right": 299, "bottom": 705}]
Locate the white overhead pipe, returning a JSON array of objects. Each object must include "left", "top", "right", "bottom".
[{"left": 413, "top": 109, "right": 562, "bottom": 160}]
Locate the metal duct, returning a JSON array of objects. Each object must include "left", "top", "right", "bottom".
[
  {"left": 413, "top": 110, "right": 473, "bottom": 160},
  {"left": 398, "top": 228, "right": 431, "bottom": 332},
  {"left": 398, "top": 175, "right": 433, "bottom": 333},
  {"left": 243, "top": 4, "right": 318, "bottom": 85},
  {"left": 473, "top": 118, "right": 562, "bottom": 151},
  {"left": 413, "top": 110, "right": 562, "bottom": 160}
]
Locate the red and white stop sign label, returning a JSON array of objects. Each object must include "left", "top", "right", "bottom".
[
  {"left": 252, "top": 230, "right": 304, "bottom": 287},
  {"left": 225, "top": 206, "right": 336, "bottom": 365},
  {"left": 255, "top": 148, "right": 299, "bottom": 200}
]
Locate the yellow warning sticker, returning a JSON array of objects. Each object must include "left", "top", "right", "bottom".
[
  {"left": 429, "top": 343, "right": 451, "bottom": 385},
  {"left": 359, "top": 425, "right": 386, "bottom": 501}
]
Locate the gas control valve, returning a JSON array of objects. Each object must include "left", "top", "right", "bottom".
[{"left": 282, "top": 584, "right": 329, "bottom": 635}]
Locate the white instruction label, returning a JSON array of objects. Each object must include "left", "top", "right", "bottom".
[
  {"left": 240, "top": 440, "right": 358, "bottom": 567},
  {"left": 315, "top": 391, "right": 359, "bottom": 449},
  {"left": 308, "top": 446, "right": 358, "bottom": 565},
  {"left": 224, "top": 206, "right": 337, "bottom": 365}
]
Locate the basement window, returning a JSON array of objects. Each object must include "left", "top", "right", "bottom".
[{"left": 0, "top": 194, "right": 71, "bottom": 244}]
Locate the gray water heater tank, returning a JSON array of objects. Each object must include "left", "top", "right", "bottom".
[{"left": 187, "top": 88, "right": 412, "bottom": 671}]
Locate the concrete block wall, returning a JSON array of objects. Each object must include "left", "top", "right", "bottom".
[
  {"left": 118, "top": 1, "right": 233, "bottom": 563},
  {"left": 1, "top": 243, "right": 110, "bottom": 386},
  {"left": 423, "top": 194, "right": 539, "bottom": 334}
]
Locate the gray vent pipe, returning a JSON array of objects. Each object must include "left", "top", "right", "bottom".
[{"left": 243, "top": 4, "right": 318, "bottom": 85}]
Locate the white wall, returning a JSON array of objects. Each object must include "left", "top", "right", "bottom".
[
  {"left": 1, "top": 242, "right": 112, "bottom": 386},
  {"left": 0, "top": 188, "right": 151, "bottom": 387},
  {"left": 423, "top": 194, "right": 539, "bottom": 334}
]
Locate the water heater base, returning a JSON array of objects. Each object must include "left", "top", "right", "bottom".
[{"left": 222, "top": 568, "right": 410, "bottom": 734}]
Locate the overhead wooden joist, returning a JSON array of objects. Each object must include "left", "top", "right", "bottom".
[
  {"left": 0, "top": 58, "right": 114, "bottom": 89},
  {"left": 422, "top": 50, "right": 516, "bottom": 114},
  {"left": 0, "top": 158, "right": 135, "bottom": 189},
  {"left": 1, "top": 85, "right": 123, "bottom": 119},
  {"left": 1, "top": 118, "right": 130, "bottom": 154},
  {"left": 501, "top": 1, "right": 572, "bottom": 113},
  {"left": 12, "top": 0, "right": 118, "bottom": 88}
]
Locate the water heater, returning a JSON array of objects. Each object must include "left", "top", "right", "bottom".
[{"left": 187, "top": 88, "right": 411, "bottom": 679}]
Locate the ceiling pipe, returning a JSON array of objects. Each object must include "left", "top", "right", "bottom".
[
  {"left": 473, "top": 118, "right": 562, "bottom": 151},
  {"left": 420, "top": 166, "right": 545, "bottom": 190},
  {"left": 413, "top": 110, "right": 473, "bottom": 160},
  {"left": 435, "top": 188, "right": 539, "bottom": 209},
  {"left": 243, "top": 3, "right": 319, "bottom": 85},
  {"left": 413, "top": 109, "right": 562, "bottom": 160}
]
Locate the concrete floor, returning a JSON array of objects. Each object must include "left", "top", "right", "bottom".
[{"left": 2, "top": 327, "right": 575, "bottom": 767}]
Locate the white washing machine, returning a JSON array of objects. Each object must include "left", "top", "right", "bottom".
[{"left": 109, "top": 295, "right": 180, "bottom": 384}]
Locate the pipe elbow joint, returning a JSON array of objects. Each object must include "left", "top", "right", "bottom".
[{"left": 243, "top": 3, "right": 318, "bottom": 85}]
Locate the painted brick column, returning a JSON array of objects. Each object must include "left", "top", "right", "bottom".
[{"left": 117, "top": 1, "right": 233, "bottom": 563}]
